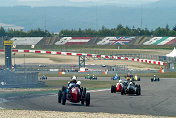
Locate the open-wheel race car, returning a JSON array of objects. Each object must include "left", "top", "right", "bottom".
[
  {"left": 151, "top": 75, "right": 160, "bottom": 82},
  {"left": 111, "top": 80, "right": 123, "bottom": 93},
  {"left": 85, "top": 74, "right": 97, "bottom": 80},
  {"left": 58, "top": 84, "right": 90, "bottom": 106},
  {"left": 121, "top": 81, "right": 141, "bottom": 96},
  {"left": 40, "top": 75, "right": 47, "bottom": 80},
  {"left": 133, "top": 75, "right": 140, "bottom": 81},
  {"left": 111, "top": 74, "right": 120, "bottom": 80}
]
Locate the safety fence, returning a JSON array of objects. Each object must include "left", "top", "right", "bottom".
[{"left": 0, "top": 49, "right": 167, "bottom": 66}]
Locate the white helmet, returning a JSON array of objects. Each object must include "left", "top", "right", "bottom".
[
  {"left": 77, "top": 81, "right": 81, "bottom": 85},
  {"left": 154, "top": 75, "right": 156, "bottom": 77},
  {"left": 72, "top": 76, "right": 77, "bottom": 80},
  {"left": 130, "top": 82, "right": 133, "bottom": 85},
  {"left": 119, "top": 80, "right": 122, "bottom": 83}
]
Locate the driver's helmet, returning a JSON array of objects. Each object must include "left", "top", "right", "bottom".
[
  {"left": 93, "top": 75, "right": 94, "bottom": 77},
  {"left": 77, "top": 81, "right": 81, "bottom": 85},
  {"left": 154, "top": 75, "right": 156, "bottom": 77},
  {"left": 119, "top": 80, "right": 122, "bottom": 83},
  {"left": 130, "top": 79, "right": 133, "bottom": 82},
  {"left": 72, "top": 76, "right": 77, "bottom": 80},
  {"left": 88, "top": 74, "right": 89, "bottom": 75},
  {"left": 130, "top": 82, "right": 133, "bottom": 85}
]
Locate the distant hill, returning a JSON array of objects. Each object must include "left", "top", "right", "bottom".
[{"left": 0, "top": 3, "right": 175, "bottom": 32}]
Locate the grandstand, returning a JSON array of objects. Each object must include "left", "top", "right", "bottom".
[
  {"left": 55, "top": 37, "right": 93, "bottom": 45},
  {"left": 0, "top": 37, "right": 175, "bottom": 47},
  {"left": 37, "top": 37, "right": 59, "bottom": 45},
  {"left": 143, "top": 37, "right": 176, "bottom": 45},
  {"left": 133, "top": 37, "right": 150, "bottom": 45},
  {"left": 97, "top": 37, "right": 135, "bottom": 45},
  {"left": 11, "top": 37, "right": 43, "bottom": 46}
]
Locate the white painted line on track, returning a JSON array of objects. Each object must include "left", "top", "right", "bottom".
[{"left": 87, "top": 89, "right": 110, "bottom": 93}]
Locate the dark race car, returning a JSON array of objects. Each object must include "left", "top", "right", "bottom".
[
  {"left": 58, "top": 83, "right": 90, "bottom": 106},
  {"left": 40, "top": 75, "right": 47, "bottom": 80},
  {"left": 121, "top": 82, "right": 141, "bottom": 96},
  {"left": 111, "top": 74, "right": 120, "bottom": 80},
  {"left": 151, "top": 76, "right": 160, "bottom": 82}
]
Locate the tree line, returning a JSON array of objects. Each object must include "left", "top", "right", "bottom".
[
  {"left": 59, "top": 24, "right": 176, "bottom": 37},
  {"left": 0, "top": 24, "right": 176, "bottom": 37},
  {"left": 0, "top": 27, "right": 51, "bottom": 37}
]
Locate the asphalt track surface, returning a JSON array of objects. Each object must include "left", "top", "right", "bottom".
[{"left": 1, "top": 77, "right": 176, "bottom": 117}]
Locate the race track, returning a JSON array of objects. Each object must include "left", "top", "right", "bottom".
[{"left": 1, "top": 78, "right": 176, "bottom": 117}]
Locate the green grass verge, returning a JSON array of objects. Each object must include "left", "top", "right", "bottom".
[{"left": 43, "top": 80, "right": 114, "bottom": 90}]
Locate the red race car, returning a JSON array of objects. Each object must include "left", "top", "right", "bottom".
[
  {"left": 58, "top": 82, "right": 90, "bottom": 106},
  {"left": 111, "top": 82, "right": 123, "bottom": 93}
]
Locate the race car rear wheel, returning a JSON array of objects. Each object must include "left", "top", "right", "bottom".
[
  {"left": 58, "top": 90, "right": 62, "bottom": 103},
  {"left": 111, "top": 85, "right": 114, "bottom": 93},
  {"left": 151, "top": 78, "right": 153, "bottom": 82},
  {"left": 85, "top": 93, "right": 90, "bottom": 106},
  {"left": 136, "top": 86, "right": 141, "bottom": 96},
  {"left": 82, "top": 88, "right": 86, "bottom": 98},
  {"left": 62, "top": 86, "right": 66, "bottom": 92},
  {"left": 81, "top": 99, "right": 84, "bottom": 105},
  {"left": 62, "top": 91, "right": 66, "bottom": 105},
  {"left": 121, "top": 88, "right": 125, "bottom": 95}
]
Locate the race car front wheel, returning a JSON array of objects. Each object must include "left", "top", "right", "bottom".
[
  {"left": 62, "top": 91, "right": 66, "bottom": 105},
  {"left": 85, "top": 93, "right": 90, "bottom": 106},
  {"left": 58, "top": 90, "right": 62, "bottom": 103}
]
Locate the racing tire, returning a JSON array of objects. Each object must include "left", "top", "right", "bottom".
[
  {"left": 85, "top": 93, "right": 90, "bottom": 106},
  {"left": 139, "top": 86, "right": 141, "bottom": 95},
  {"left": 111, "top": 85, "right": 114, "bottom": 93},
  {"left": 82, "top": 88, "right": 86, "bottom": 98},
  {"left": 62, "top": 86, "right": 66, "bottom": 92},
  {"left": 138, "top": 78, "right": 140, "bottom": 81},
  {"left": 158, "top": 78, "right": 160, "bottom": 81},
  {"left": 62, "top": 91, "right": 66, "bottom": 105},
  {"left": 80, "top": 87, "right": 83, "bottom": 94},
  {"left": 81, "top": 99, "right": 84, "bottom": 105},
  {"left": 58, "top": 90, "right": 62, "bottom": 103},
  {"left": 151, "top": 78, "right": 153, "bottom": 82},
  {"left": 136, "top": 87, "right": 140, "bottom": 96},
  {"left": 121, "top": 88, "right": 125, "bottom": 95}
]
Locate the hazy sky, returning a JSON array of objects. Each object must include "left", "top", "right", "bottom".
[{"left": 0, "top": 0, "right": 160, "bottom": 7}]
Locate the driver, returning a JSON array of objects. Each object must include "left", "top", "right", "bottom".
[
  {"left": 153, "top": 75, "right": 156, "bottom": 80},
  {"left": 87, "top": 74, "right": 91, "bottom": 79},
  {"left": 117, "top": 80, "right": 123, "bottom": 87},
  {"left": 68, "top": 76, "right": 77, "bottom": 88},
  {"left": 127, "top": 73, "right": 132, "bottom": 78},
  {"left": 68, "top": 76, "right": 82, "bottom": 93}
]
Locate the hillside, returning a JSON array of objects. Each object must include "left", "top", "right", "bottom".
[{"left": 0, "top": 4, "right": 175, "bottom": 32}]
